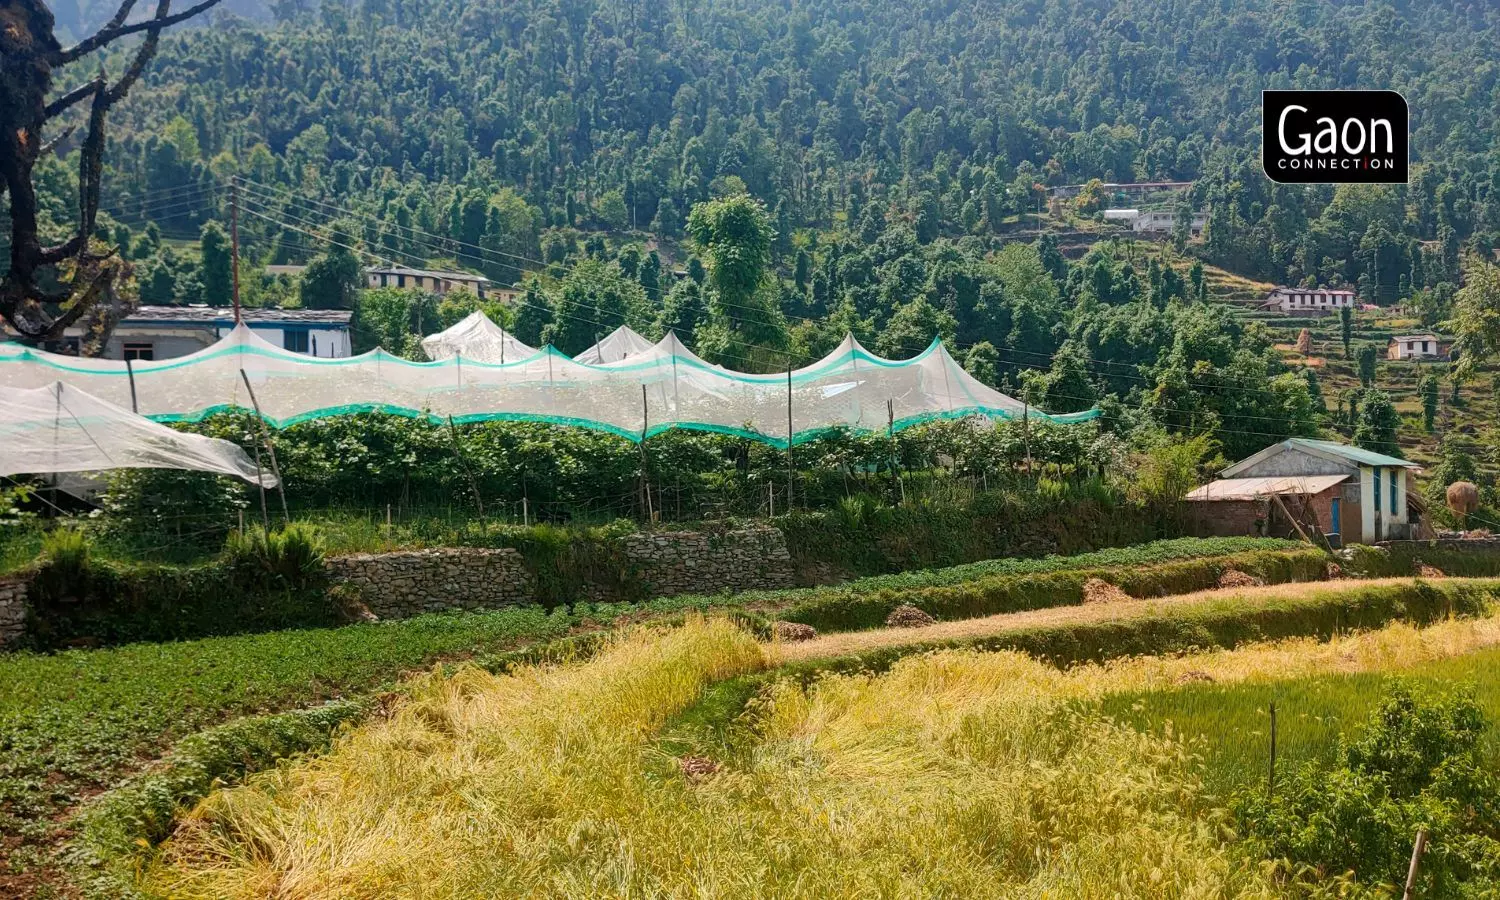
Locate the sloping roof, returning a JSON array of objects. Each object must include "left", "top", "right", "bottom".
[
  {"left": 1185, "top": 474, "right": 1349, "bottom": 502},
  {"left": 122, "top": 306, "right": 352, "bottom": 326},
  {"left": 1270, "top": 286, "right": 1355, "bottom": 295},
  {"left": 366, "top": 264, "right": 491, "bottom": 283},
  {"left": 1389, "top": 333, "right": 1446, "bottom": 343},
  {"left": 1221, "top": 438, "right": 1419, "bottom": 477}
]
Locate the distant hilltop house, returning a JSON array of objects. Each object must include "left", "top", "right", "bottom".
[
  {"left": 1101, "top": 208, "right": 1206, "bottom": 234},
  {"left": 1387, "top": 332, "right": 1452, "bottom": 361},
  {"left": 11, "top": 306, "right": 353, "bottom": 361},
  {"left": 1260, "top": 286, "right": 1356, "bottom": 316},
  {"left": 1052, "top": 180, "right": 1193, "bottom": 200},
  {"left": 1128, "top": 210, "right": 1207, "bottom": 235},
  {"left": 1184, "top": 438, "right": 1426, "bottom": 545},
  {"left": 265, "top": 264, "right": 520, "bottom": 303},
  {"left": 365, "top": 265, "right": 523, "bottom": 303}
]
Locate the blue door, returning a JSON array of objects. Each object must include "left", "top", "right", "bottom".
[{"left": 1330, "top": 498, "right": 1341, "bottom": 536}]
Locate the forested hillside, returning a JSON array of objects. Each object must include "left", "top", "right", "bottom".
[
  {"left": 52, "top": 0, "right": 1500, "bottom": 271},
  {"left": 14, "top": 0, "right": 1500, "bottom": 477}
]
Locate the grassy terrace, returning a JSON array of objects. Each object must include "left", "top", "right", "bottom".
[
  {"left": 134, "top": 603, "right": 1500, "bottom": 897},
  {"left": 3, "top": 537, "right": 1493, "bottom": 894},
  {"left": 0, "top": 537, "right": 1295, "bottom": 888}
]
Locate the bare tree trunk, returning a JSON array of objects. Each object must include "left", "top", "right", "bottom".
[{"left": 1, "top": 0, "right": 225, "bottom": 350}]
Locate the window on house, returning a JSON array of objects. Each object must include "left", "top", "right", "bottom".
[
  {"left": 283, "top": 330, "right": 309, "bottom": 354},
  {"left": 122, "top": 342, "right": 154, "bottom": 361},
  {"left": 1423, "top": 341, "right": 1430, "bottom": 353},
  {"left": 1374, "top": 468, "right": 1382, "bottom": 513},
  {"left": 396, "top": 274, "right": 406, "bottom": 287},
  {"left": 1391, "top": 469, "right": 1398, "bottom": 513}
]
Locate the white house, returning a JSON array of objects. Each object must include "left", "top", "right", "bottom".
[
  {"left": 1387, "top": 333, "right": 1452, "bottom": 361},
  {"left": 366, "top": 265, "right": 496, "bottom": 298},
  {"left": 1130, "top": 210, "right": 1208, "bottom": 234},
  {"left": 1191, "top": 438, "right": 1423, "bottom": 543},
  {"left": 1261, "top": 287, "right": 1357, "bottom": 316},
  {"left": 31, "top": 306, "right": 354, "bottom": 360}
]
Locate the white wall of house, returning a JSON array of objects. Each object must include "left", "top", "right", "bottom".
[
  {"left": 1268, "top": 289, "right": 1356, "bottom": 314},
  {"left": 1360, "top": 465, "right": 1408, "bottom": 540},
  {"left": 246, "top": 326, "right": 352, "bottom": 357},
  {"left": 1388, "top": 337, "right": 1444, "bottom": 360}
]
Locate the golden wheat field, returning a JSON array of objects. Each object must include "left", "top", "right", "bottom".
[{"left": 142, "top": 613, "right": 1500, "bottom": 899}]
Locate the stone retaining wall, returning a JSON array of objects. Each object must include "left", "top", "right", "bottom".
[
  {"left": 619, "top": 526, "right": 793, "bottom": 597},
  {"left": 324, "top": 548, "right": 535, "bottom": 619},
  {"left": 0, "top": 578, "right": 27, "bottom": 649},
  {"left": 323, "top": 526, "right": 794, "bottom": 620}
]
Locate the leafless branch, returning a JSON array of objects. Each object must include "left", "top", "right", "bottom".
[
  {"left": 38, "top": 126, "right": 77, "bottom": 158},
  {"left": 54, "top": 0, "right": 224, "bottom": 66},
  {"left": 43, "top": 78, "right": 104, "bottom": 120}
]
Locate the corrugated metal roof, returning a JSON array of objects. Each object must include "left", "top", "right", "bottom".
[
  {"left": 1287, "top": 439, "right": 1417, "bottom": 470},
  {"left": 122, "top": 306, "right": 351, "bottom": 325},
  {"left": 366, "top": 264, "right": 491, "bottom": 283},
  {"left": 1389, "top": 334, "right": 1445, "bottom": 343},
  {"left": 1184, "top": 474, "right": 1350, "bottom": 502}
]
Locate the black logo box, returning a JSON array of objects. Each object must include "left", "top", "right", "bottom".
[{"left": 1262, "top": 90, "right": 1409, "bottom": 185}]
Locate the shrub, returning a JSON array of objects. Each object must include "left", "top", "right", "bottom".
[
  {"left": 42, "top": 525, "right": 90, "bottom": 576},
  {"left": 96, "top": 468, "right": 249, "bottom": 555},
  {"left": 1234, "top": 682, "right": 1500, "bottom": 897},
  {"left": 224, "top": 523, "right": 326, "bottom": 588}
]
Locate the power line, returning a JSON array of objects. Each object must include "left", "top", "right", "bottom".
[{"left": 234, "top": 176, "right": 1319, "bottom": 405}]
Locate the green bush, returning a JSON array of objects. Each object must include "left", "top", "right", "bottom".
[
  {"left": 23, "top": 557, "right": 339, "bottom": 649},
  {"left": 1234, "top": 683, "right": 1500, "bottom": 897},
  {"left": 96, "top": 467, "right": 250, "bottom": 556},
  {"left": 778, "top": 548, "right": 1329, "bottom": 632},
  {"left": 1348, "top": 543, "right": 1500, "bottom": 579},
  {"left": 224, "top": 523, "right": 326, "bottom": 588}
]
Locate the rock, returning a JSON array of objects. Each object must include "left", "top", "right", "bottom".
[{"left": 1413, "top": 558, "right": 1447, "bottom": 578}]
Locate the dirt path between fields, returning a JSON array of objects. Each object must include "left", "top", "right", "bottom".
[{"left": 770, "top": 577, "right": 1437, "bottom": 663}]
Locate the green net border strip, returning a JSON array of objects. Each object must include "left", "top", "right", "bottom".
[{"left": 147, "top": 402, "right": 1099, "bottom": 448}]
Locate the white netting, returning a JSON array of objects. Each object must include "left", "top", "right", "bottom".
[
  {"left": 0, "top": 326, "right": 1094, "bottom": 446},
  {"left": 420, "top": 311, "right": 537, "bottom": 364},
  {"left": 572, "top": 325, "right": 657, "bottom": 364},
  {"left": 0, "top": 381, "right": 274, "bottom": 484}
]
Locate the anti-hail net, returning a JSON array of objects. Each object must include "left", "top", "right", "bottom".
[
  {"left": 0, "top": 325, "right": 1096, "bottom": 447},
  {"left": 421, "top": 311, "right": 537, "bottom": 364},
  {"left": 0, "top": 381, "right": 274, "bottom": 484}
]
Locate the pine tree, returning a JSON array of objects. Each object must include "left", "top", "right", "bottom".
[{"left": 199, "top": 221, "right": 233, "bottom": 307}]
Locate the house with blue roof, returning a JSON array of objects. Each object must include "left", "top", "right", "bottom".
[{"left": 1185, "top": 438, "right": 1425, "bottom": 544}]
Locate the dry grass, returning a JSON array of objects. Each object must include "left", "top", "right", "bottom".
[
  {"left": 773, "top": 577, "right": 1436, "bottom": 663},
  {"left": 143, "top": 608, "right": 1500, "bottom": 899},
  {"left": 145, "top": 616, "right": 1279, "bottom": 899}
]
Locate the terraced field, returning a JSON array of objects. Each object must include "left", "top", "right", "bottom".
[{"left": 134, "top": 590, "right": 1500, "bottom": 898}]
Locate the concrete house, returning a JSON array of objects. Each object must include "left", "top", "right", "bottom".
[
  {"left": 1387, "top": 333, "right": 1452, "bottom": 361},
  {"left": 1260, "top": 287, "right": 1357, "bottom": 316},
  {"left": 27, "top": 306, "right": 354, "bottom": 360},
  {"left": 367, "top": 265, "right": 491, "bottom": 297},
  {"left": 1185, "top": 438, "right": 1424, "bottom": 544},
  {"left": 1131, "top": 210, "right": 1207, "bottom": 234}
]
